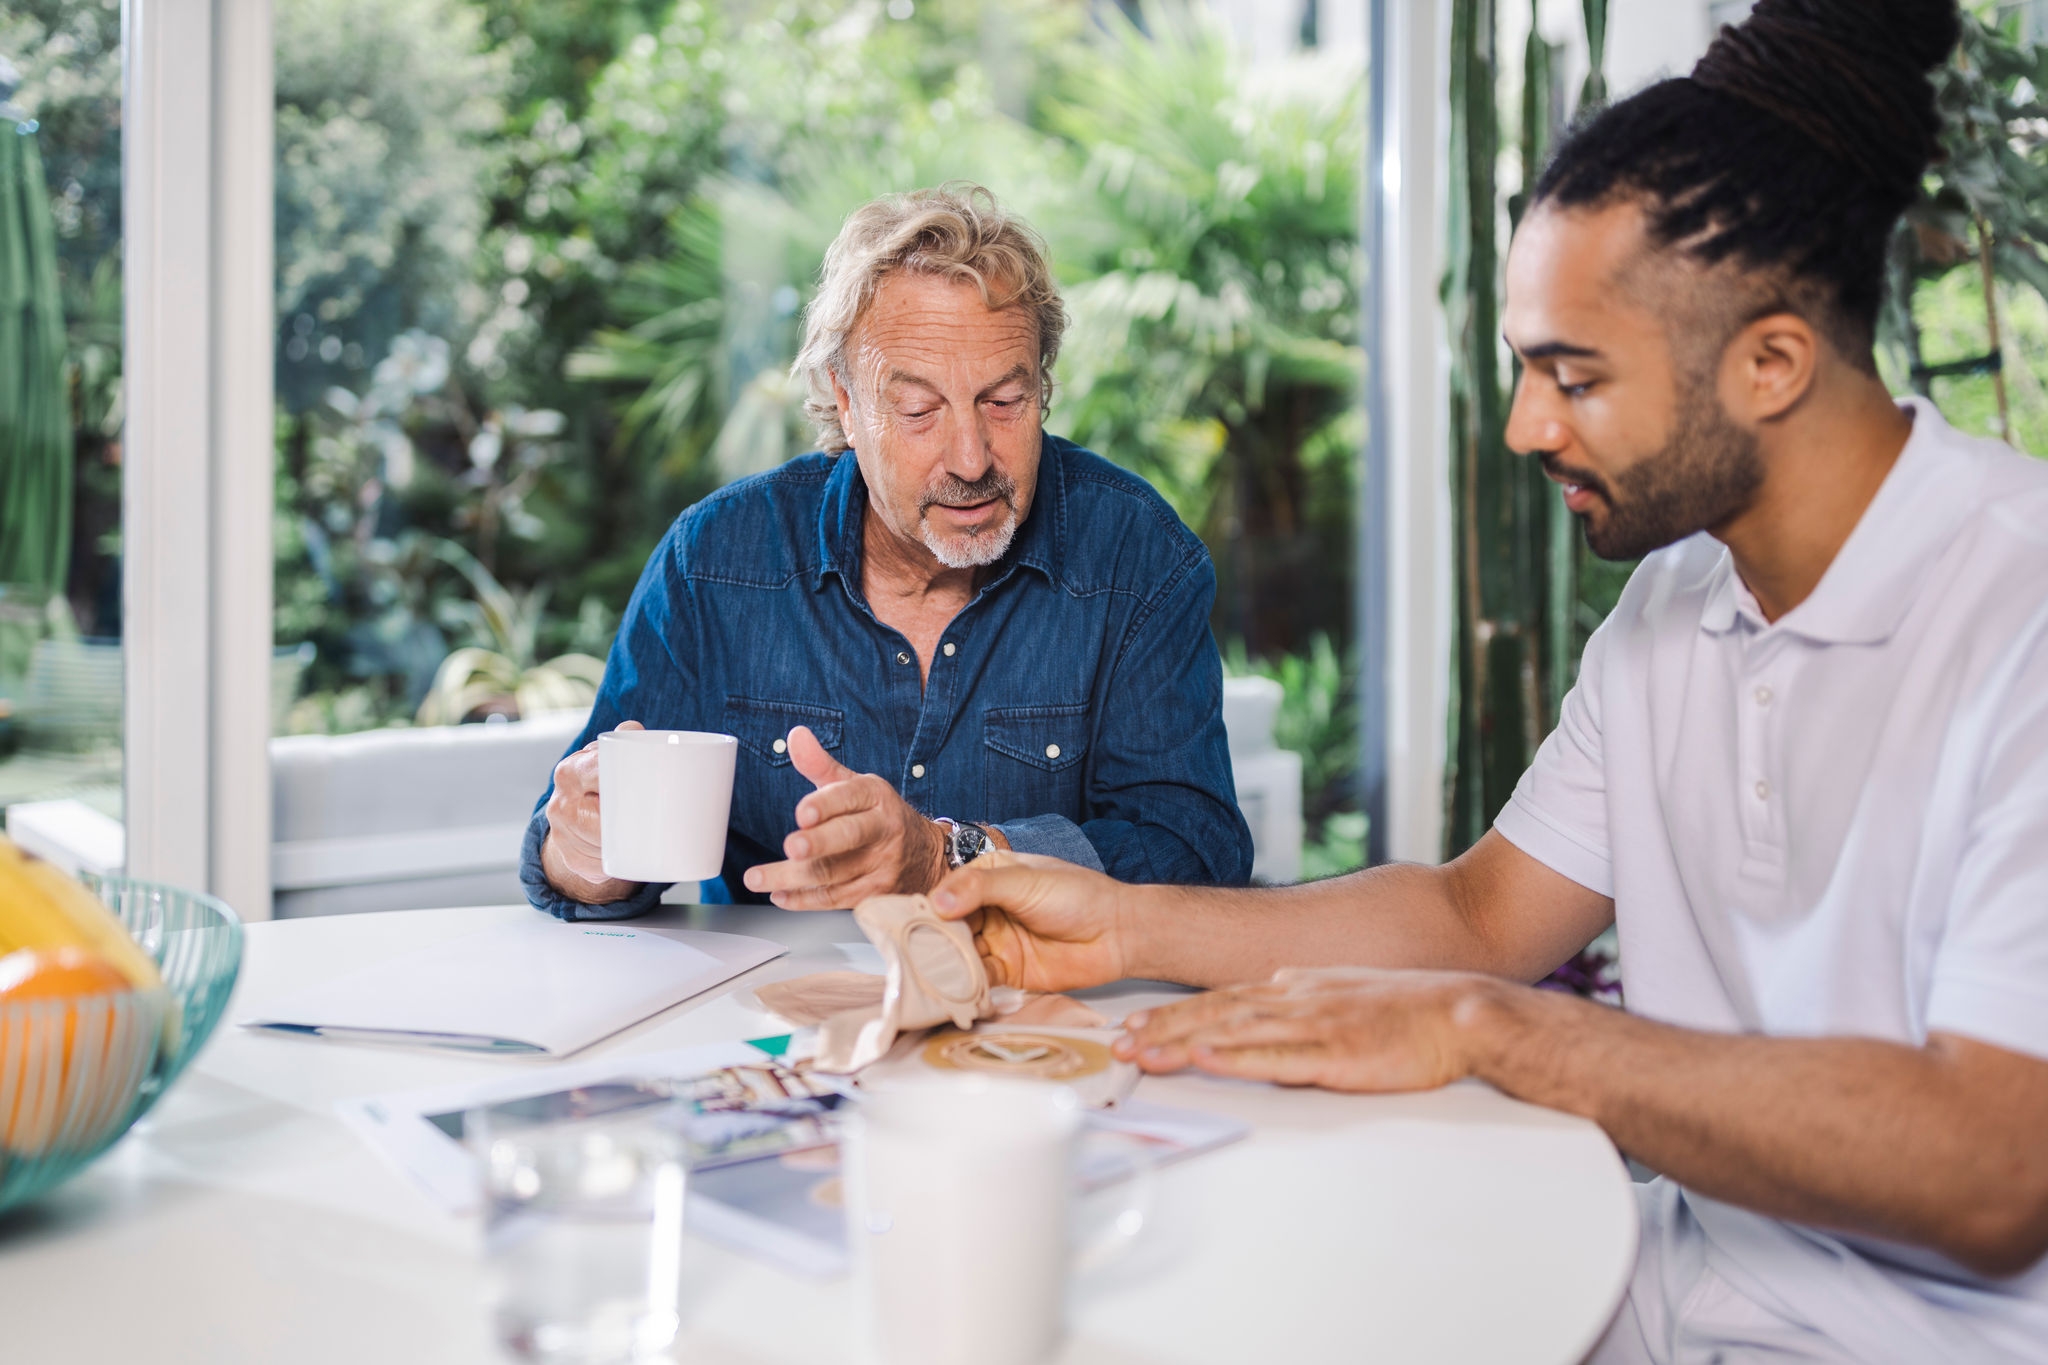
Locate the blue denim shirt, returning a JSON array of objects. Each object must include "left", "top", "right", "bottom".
[{"left": 520, "top": 434, "right": 1252, "bottom": 919}]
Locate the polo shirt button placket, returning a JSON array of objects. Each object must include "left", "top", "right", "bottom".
[
  {"left": 1735, "top": 659, "right": 1772, "bottom": 855},
  {"left": 1737, "top": 658, "right": 1789, "bottom": 884}
]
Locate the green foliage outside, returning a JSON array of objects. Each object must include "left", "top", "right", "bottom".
[
  {"left": 270, "top": 0, "right": 1368, "bottom": 854},
  {"left": 0, "top": 80, "right": 72, "bottom": 595},
  {"left": 1224, "top": 634, "right": 1364, "bottom": 877},
  {"left": 1879, "top": 3, "right": 2048, "bottom": 456},
  {"left": 1447, "top": 0, "right": 2048, "bottom": 867},
  {"left": 1, "top": 0, "right": 120, "bottom": 636},
  {"left": 273, "top": 0, "right": 507, "bottom": 412},
  {"left": 12, "top": 0, "right": 1370, "bottom": 871},
  {"left": 1907, "top": 271, "right": 2048, "bottom": 451},
  {"left": 17, "top": 0, "right": 2048, "bottom": 882}
]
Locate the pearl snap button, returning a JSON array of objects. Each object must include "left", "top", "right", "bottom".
[
  {"left": 1045, "top": 743, "right": 1061, "bottom": 759},
  {"left": 1754, "top": 685, "right": 1773, "bottom": 706},
  {"left": 1754, "top": 780, "right": 1770, "bottom": 801},
  {"left": 943, "top": 642, "right": 956, "bottom": 657},
  {"left": 911, "top": 763, "right": 926, "bottom": 779},
  {"left": 772, "top": 738, "right": 787, "bottom": 755},
  {"left": 896, "top": 650, "right": 912, "bottom": 665}
]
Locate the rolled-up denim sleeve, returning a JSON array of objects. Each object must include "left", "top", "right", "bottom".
[
  {"left": 518, "top": 521, "right": 696, "bottom": 920},
  {"left": 520, "top": 810, "right": 667, "bottom": 921},
  {"left": 992, "top": 814, "right": 1106, "bottom": 872},
  {"left": 1073, "top": 553, "right": 1253, "bottom": 886}
]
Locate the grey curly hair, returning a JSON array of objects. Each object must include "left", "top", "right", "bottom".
[{"left": 791, "top": 183, "right": 1068, "bottom": 454}]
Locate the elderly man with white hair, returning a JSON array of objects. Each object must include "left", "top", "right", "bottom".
[{"left": 521, "top": 183, "right": 1253, "bottom": 918}]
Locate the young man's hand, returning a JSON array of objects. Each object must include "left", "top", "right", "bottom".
[
  {"left": 931, "top": 851, "right": 1137, "bottom": 992},
  {"left": 742, "top": 726, "right": 948, "bottom": 910},
  {"left": 1112, "top": 965, "right": 1507, "bottom": 1093}
]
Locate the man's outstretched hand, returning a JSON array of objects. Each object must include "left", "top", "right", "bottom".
[
  {"left": 1111, "top": 965, "right": 1505, "bottom": 1094},
  {"left": 931, "top": 851, "right": 1137, "bottom": 993},
  {"left": 742, "top": 726, "right": 948, "bottom": 910}
]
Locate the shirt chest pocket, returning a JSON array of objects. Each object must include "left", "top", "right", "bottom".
[
  {"left": 724, "top": 697, "right": 846, "bottom": 840},
  {"left": 725, "top": 696, "right": 846, "bottom": 766},
  {"left": 983, "top": 703, "right": 1089, "bottom": 821}
]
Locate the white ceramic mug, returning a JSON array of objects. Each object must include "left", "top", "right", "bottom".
[
  {"left": 597, "top": 728, "right": 737, "bottom": 884},
  {"left": 843, "top": 1076, "right": 1146, "bottom": 1365}
]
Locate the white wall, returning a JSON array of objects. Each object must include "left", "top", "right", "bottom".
[
  {"left": 1509, "top": 0, "right": 1741, "bottom": 120},
  {"left": 1202, "top": 0, "right": 1363, "bottom": 64},
  {"left": 1609, "top": 0, "right": 1746, "bottom": 96}
]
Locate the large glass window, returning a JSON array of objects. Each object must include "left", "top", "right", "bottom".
[
  {"left": 269, "top": 0, "right": 1365, "bottom": 909},
  {"left": 0, "top": 1, "right": 124, "bottom": 841}
]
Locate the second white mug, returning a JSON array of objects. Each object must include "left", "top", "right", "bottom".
[{"left": 844, "top": 1077, "right": 1100, "bottom": 1365}]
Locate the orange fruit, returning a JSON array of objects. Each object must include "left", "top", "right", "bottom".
[
  {"left": 0, "top": 947, "right": 151, "bottom": 1156},
  {"left": 0, "top": 946, "right": 128, "bottom": 999}
]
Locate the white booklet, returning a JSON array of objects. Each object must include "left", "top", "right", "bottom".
[{"left": 238, "top": 918, "right": 785, "bottom": 1056}]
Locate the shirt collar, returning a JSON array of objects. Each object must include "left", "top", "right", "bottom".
[
  {"left": 1699, "top": 398, "right": 1982, "bottom": 645},
  {"left": 812, "top": 433, "right": 1066, "bottom": 592}
]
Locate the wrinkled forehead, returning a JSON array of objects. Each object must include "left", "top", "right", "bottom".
[{"left": 848, "top": 272, "right": 1040, "bottom": 378}]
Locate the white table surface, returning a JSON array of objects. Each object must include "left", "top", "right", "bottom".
[{"left": 0, "top": 903, "right": 1638, "bottom": 1365}]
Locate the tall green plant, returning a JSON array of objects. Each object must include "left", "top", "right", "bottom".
[
  {"left": 0, "top": 102, "right": 73, "bottom": 594},
  {"left": 1445, "top": 0, "right": 1522, "bottom": 853},
  {"left": 1444, "top": 0, "right": 1607, "bottom": 856}
]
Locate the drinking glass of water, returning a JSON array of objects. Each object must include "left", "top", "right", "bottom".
[{"left": 478, "top": 1112, "right": 687, "bottom": 1364}]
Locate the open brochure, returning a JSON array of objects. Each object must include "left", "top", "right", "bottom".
[
  {"left": 239, "top": 919, "right": 784, "bottom": 1056},
  {"left": 337, "top": 1040, "right": 1250, "bottom": 1278}
]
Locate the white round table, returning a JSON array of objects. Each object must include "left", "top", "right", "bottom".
[{"left": 0, "top": 903, "right": 1638, "bottom": 1364}]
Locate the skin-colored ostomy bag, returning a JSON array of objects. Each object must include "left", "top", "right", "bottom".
[{"left": 755, "top": 893, "right": 1109, "bottom": 1073}]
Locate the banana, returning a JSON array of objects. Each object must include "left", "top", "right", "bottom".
[
  {"left": 0, "top": 837, "right": 103, "bottom": 958},
  {"left": 0, "top": 835, "right": 179, "bottom": 1055},
  {"left": 14, "top": 857, "right": 163, "bottom": 993}
]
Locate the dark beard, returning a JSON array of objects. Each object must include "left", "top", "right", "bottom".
[{"left": 1544, "top": 376, "right": 1765, "bottom": 561}]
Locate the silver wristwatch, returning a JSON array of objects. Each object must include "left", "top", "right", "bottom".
[{"left": 935, "top": 818, "right": 997, "bottom": 870}]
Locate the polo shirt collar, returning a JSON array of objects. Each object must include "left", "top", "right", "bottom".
[
  {"left": 1700, "top": 398, "right": 1981, "bottom": 644},
  {"left": 812, "top": 433, "right": 1066, "bottom": 592}
]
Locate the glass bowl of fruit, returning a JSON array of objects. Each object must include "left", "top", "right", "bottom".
[{"left": 0, "top": 838, "right": 243, "bottom": 1213}]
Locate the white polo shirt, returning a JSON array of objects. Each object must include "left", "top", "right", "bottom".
[{"left": 1494, "top": 399, "right": 2048, "bottom": 1362}]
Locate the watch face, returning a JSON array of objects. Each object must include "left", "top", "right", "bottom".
[{"left": 949, "top": 822, "right": 993, "bottom": 868}]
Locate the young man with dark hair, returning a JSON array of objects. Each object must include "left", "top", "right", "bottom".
[{"left": 931, "top": 2, "right": 2048, "bottom": 1358}]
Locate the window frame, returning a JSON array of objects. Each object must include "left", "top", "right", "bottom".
[{"left": 122, "top": 0, "right": 275, "bottom": 917}]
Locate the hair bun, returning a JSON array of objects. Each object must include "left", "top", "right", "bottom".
[
  {"left": 1863, "top": 0, "right": 1967, "bottom": 73},
  {"left": 1692, "top": 0, "right": 1959, "bottom": 196}
]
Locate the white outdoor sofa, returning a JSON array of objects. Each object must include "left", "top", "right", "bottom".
[
  {"left": 264, "top": 710, "right": 591, "bottom": 917},
  {"left": 6, "top": 677, "right": 1303, "bottom": 916}
]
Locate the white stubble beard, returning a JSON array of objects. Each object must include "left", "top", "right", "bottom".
[{"left": 921, "top": 508, "right": 1019, "bottom": 570}]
